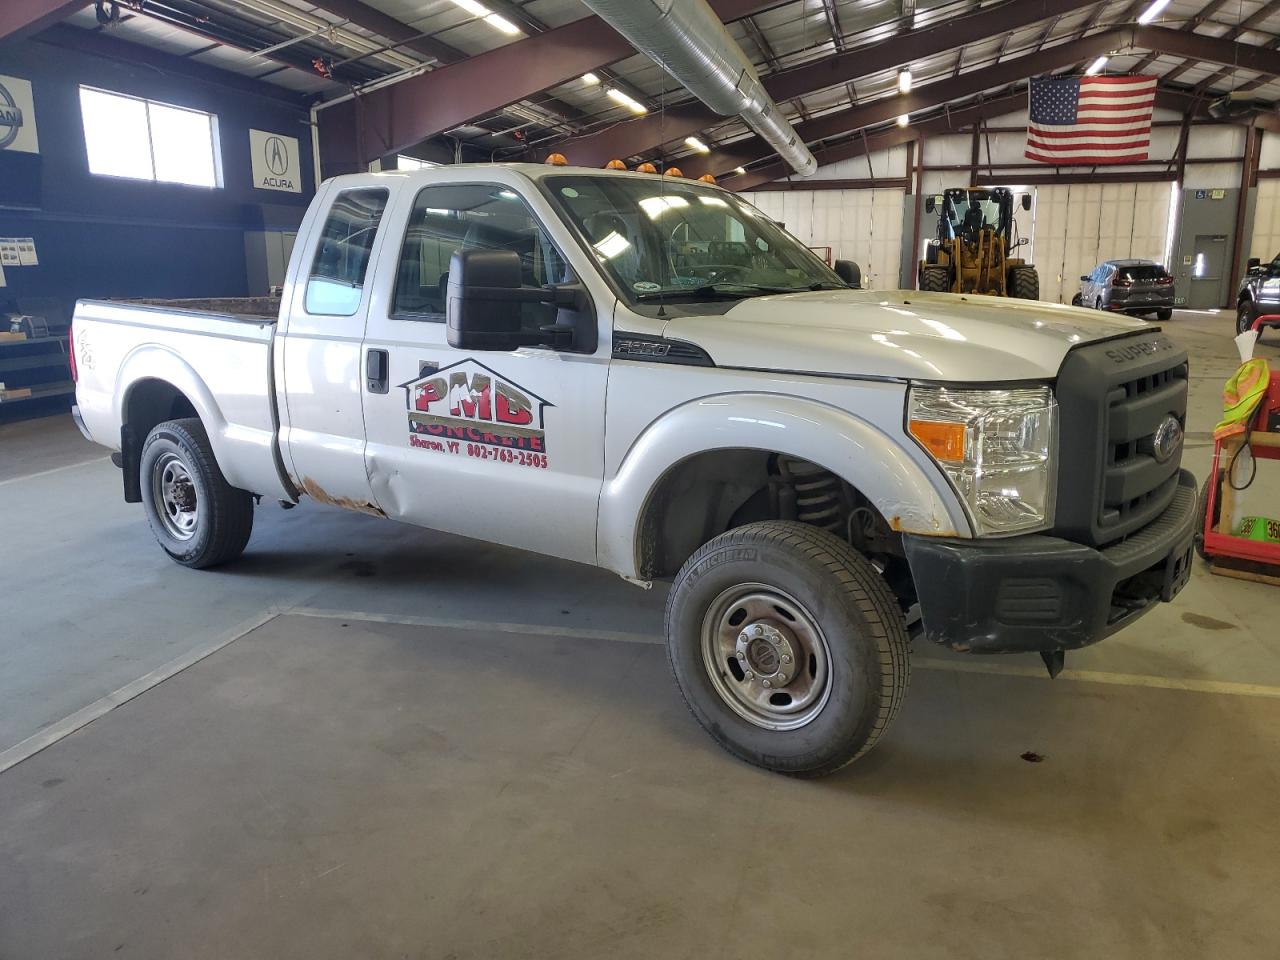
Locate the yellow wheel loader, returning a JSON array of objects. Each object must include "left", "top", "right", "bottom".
[{"left": 918, "top": 187, "right": 1039, "bottom": 299}]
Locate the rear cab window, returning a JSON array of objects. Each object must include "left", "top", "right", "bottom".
[{"left": 305, "top": 188, "right": 390, "bottom": 316}]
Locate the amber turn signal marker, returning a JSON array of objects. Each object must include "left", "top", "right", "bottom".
[
  {"left": 605, "top": 159, "right": 627, "bottom": 170},
  {"left": 698, "top": 173, "right": 716, "bottom": 184},
  {"left": 664, "top": 166, "right": 684, "bottom": 177},
  {"left": 545, "top": 153, "right": 569, "bottom": 166},
  {"left": 909, "top": 420, "right": 966, "bottom": 462},
  {"left": 635, "top": 161, "right": 658, "bottom": 174}
]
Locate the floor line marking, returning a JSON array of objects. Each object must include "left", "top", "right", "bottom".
[
  {"left": 287, "top": 607, "right": 1280, "bottom": 700},
  {"left": 0, "top": 608, "right": 281, "bottom": 776},
  {"left": 287, "top": 606, "right": 665, "bottom": 646},
  {"left": 0, "top": 456, "right": 110, "bottom": 487}
]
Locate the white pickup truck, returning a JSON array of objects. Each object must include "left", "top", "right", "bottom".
[{"left": 72, "top": 163, "right": 1197, "bottom": 776}]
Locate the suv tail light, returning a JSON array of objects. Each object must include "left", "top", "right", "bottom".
[
  {"left": 68, "top": 321, "right": 78, "bottom": 383},
  {"left": 1155, "top": 275, "right": 1174, "bottom": 285},
  {"left": 1111, "top": 278, "right": 1132, "bottom": 288}
]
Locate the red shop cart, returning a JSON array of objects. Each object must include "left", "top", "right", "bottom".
[{"left": 1199, "top": 313, "right": 1280, "bottom": 584}]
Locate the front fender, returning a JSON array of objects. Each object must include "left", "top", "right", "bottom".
[{"left": 597, "top": 391, "right": 971, "bottom": 580}]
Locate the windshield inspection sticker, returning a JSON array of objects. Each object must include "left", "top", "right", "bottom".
[
  {"left": 633, "top": 280, "right": 661, "bottom": 292},
  {"left": 399, "top": 359, "right": 551, "bottom": 469}
]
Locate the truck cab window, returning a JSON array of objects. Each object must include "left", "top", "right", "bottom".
[
  {"left": 392, "top": 183, "right": 569, "bottom": 321},
  {"left": 305, "top": 188, "right": 389, "bottom": 316}
]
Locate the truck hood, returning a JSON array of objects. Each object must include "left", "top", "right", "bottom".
[{"left": 663, "top": 289, "right": 1153, "bottom": 382}]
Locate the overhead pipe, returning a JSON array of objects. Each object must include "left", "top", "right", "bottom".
[{"left": 577, "top": 0, "right": 817, "bottom": 177}]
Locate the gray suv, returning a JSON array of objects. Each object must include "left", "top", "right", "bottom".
[{"left": 1073, "top": 259, "right": 1174, "bottom": 320}]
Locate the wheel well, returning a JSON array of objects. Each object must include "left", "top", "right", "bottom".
[
  {"left": 635, "top": 450, "right": 912, "bottom": 602},
  {"left": 120, "top": 379, "right": 199, "bottom": 502}
]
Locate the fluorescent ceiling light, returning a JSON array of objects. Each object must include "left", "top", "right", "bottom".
[
  {"left": 733, "top": 166, "right": 746, "bottom": 175},
  {"left": 897, "top": 113, "right": 909, "bottom": 127},
  {"left": 447, "top": 0, "right": 522, "bottom": 35},
  {"left": 1137, "top": 0, "right": 1172, "bottom": 24},
  {"left": 606, "top": 87, "right": 648, "bottom": 115},
  {"left": 898, "top": 69, "right": 912, "bottom": 94},
  {"left": 1085, "top": 56, "right": 1108, "bottom": 76},
  {"left": 639, "top": 195, "right": 689, "bottom": 219},
  {"left": 684, "top": 136, "right": 710, "bottom": 154},
  {"left": 593, "top": 231, "right": 631, "bottom": 260},
  {"left": 581, "top": 72, "right": 600, "bottom": 85}
]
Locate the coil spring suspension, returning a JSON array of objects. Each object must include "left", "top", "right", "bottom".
[{"left": 772, "top": 457, "right": 847, "bottom": 534}]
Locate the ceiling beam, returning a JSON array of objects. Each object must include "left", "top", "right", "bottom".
[
  {"left": 0, "top": 0, "right": 86, "bottom": 44},
  {"left": 314, "top": 0, "right": 785, "bottom": 175},
  {"left": 729, "top": 92, "right": 1026, "bottom": 190},
  {"left": 729, "top": 86, "right": 1218, "bottom": 190},
  {"left": 302, "top": 0, "right": 465, "bottom": 64},
  {"left": 1132, "top": 23, "right": 1280, "bottom": 75},
  {"left": 548, "top": 0, "right": 1099, "bottom": 168},
  {"left": 686, "top": 30, "right": 1127, "bottom": 181}
]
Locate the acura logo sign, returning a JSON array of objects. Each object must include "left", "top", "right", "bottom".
[
  {"left": 0, "top": 81, "right": 23, "bottom": 150},
  {"left": 264, "top": 135, "right": 289, "bottom": 176},
  {"left": 1152, "top": 414, "right": 1183, "bottom": 464}
]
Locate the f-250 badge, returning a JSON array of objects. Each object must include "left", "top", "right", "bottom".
[{"left": 399, "top": 359, "right": 552, "bottom": 467}]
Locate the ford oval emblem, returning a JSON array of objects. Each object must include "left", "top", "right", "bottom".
[{"left": 1152, "top": 414, "right": 1183, "bottom": 464}]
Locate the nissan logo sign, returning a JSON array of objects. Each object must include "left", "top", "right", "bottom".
[
  {"left": 1152, "top": 414, "right": 1184, "bottom": 464},
  {"left": 0, "top": 81, "right": 23, "bottom": 151}
]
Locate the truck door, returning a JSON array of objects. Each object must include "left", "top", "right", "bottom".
[
  {"left": 278, "top": 184, "right": 392, "bottom": 510},
  {"left": 360, "top": 179, "right": 608, "bottom": 565}
]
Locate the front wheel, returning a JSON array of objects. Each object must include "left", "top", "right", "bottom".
[
  {"left": 1237, "top": 301, "right": 1256, "bottom": 335},
  {"left": 1008, "top": 265, "right": 1039, "bottom": 300},
  {"left": 665, "top": 521, "right": 910, "bottom": 777},
  {"left": 919, "top": 264, "right": 951, "bottom": 293},
  {"left": 140, "top": 418, "right": 254, "bottom": 568}
]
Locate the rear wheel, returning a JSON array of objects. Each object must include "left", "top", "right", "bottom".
[
  {"left": 140, "top": 418, "right": 254, "bottom": 568},
  {"left": 1095, "top": 297, "right": 1104, "bottom": 310},
  {"left": 665, "top": 521, "right": 910, "bottom": 777},
  {"left": 1156, "top": 308, "right": 1173, "bottom": 321},
  {"left": 1008, "top": 265, "right": 1039, "bottom": 300},
  {"left": 919, "top": 264, "right": 951, "bottom": 293}
]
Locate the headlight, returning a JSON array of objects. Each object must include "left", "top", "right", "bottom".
[{"left": 907, "top": 386, "right": 1057, "bottom": 536}]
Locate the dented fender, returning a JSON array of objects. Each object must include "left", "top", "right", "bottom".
[{"left": 596, "top": 390, "right": 972, "bottom": 580}]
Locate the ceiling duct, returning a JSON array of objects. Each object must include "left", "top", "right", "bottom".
[{"left": 578, "top": 0, "right": 817, "bottom": 177}]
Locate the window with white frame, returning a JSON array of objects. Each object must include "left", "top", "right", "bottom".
[{"left": 79, "top": 86, "right": 222, "bottom": 188}]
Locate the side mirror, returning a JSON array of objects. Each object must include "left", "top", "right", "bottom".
[
  {"left": 834, "top": 260, "right": 861, "bottom": 288},
  {"left": 446, "top": 249, "right": 591, "bottom": 352},
  {"left": 1080, "top": 275, "right": 1091, "bottom": 282},
  {"left": 1021, "top": 194, "right": 1032, "bottom": 211},
  {"left": 924, "top": 197, "right": 936, "bottom": 214},
  {"left": 1248, "top": 257, "right": 1261, "bottom": 270}
]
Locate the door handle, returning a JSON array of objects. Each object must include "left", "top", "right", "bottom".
[{"left": 366, "top": 348, "right": 388, "bottom": 394}]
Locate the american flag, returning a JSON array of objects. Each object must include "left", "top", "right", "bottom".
[{"left": 1025, "top": 75, "right": 1157, "bottom": 165}]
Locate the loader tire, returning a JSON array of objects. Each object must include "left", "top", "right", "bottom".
[
  {"left": 919, "top": 265, "right": 951, "bottom": 293},
  {"left": 1009, "top": 265, "right": 1040, "bottom": 300}
]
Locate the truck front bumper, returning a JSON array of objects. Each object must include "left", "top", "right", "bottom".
[{"left": 902, "top": 469, "right": 1197, "bottom": 654}]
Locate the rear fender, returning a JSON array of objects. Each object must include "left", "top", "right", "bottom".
[
  {"left": 116, "top": 345, "right": 280, "bottom": 498},
  {"left": 597, "top": 392, "right": 971, "bottom": 580}
]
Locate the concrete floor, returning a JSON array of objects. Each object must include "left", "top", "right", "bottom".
[{"left": 1, "top": 310, "right": 1278, "bottom": 958}]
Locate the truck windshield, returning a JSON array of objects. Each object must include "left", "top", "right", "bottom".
[{"left": 545, "top": 175, "right": 844, "bottom": 302}]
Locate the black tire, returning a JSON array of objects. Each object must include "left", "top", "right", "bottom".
[
  {"left": 1237, "top": 300, "right": 1256, "bottom": 335},
  {"left": 1194, "top": 474, "right": 1220, "bottom": 562},
  {"left": 1156, "top": 308, "right": 1173, "bottom": 321},
  {"left": 919, "top": 264, "right": 951, "bottom": 293},
  {"left": 1008, "top": 265, "right": 1039, "bottom": 300},
  {"left": 1095, "top": 297, "right": 1104, "bottom": 311},
  {"left": 139, "top": 418, "right": 254, "bottom": 569},
  {"left": 665, "top": 521, "right": 910, "bottom": 777},
  {"left": 1070, "top": 293, "right": 1083, "bottom": 306}
]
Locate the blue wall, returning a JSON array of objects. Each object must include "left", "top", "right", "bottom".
[{"left": 0, "top": 33, "right": 316, "bottom": 320}]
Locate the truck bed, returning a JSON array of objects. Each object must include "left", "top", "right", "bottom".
[{"left": 72, "top": 297, "right": 290, "bottom": 502}]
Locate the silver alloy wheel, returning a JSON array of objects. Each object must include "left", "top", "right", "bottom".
[
  {"left": 152, "top": 451, "right": 199, "bottom": 541},
  {"left": 700, "top": 583, "right": 832, "bottom": 731}
]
